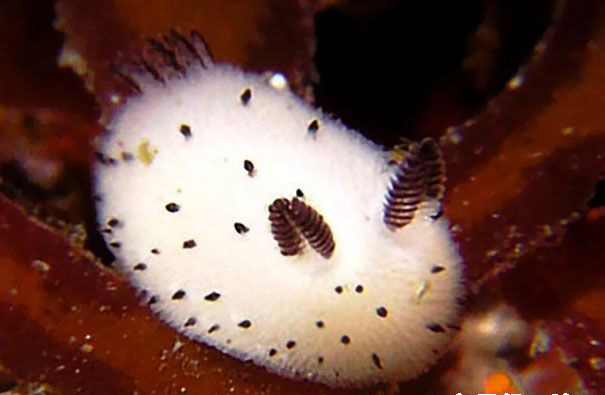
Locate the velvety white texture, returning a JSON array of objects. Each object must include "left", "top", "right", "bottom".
[{"left": 95, "top": 64, "right": 463, "bottom": 388}]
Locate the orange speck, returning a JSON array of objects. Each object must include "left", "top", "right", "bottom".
[
  {"left": 484, "top": 371, "right": 519, "bottom": 394},
  {"left": 587, "top": 207, "right": 605, "bottom": 222}
]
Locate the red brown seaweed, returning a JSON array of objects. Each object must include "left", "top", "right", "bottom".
[{"left": 442, "top": 0, "right": 605, "bottom": 291}]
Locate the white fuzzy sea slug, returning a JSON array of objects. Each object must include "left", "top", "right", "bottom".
[{"left": 94, "top": 31, "right": 464, "bottom": 388}]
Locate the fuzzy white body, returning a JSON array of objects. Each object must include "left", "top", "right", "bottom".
[{"left": 96, "top": 64, "right": 463, "bottom": 388}]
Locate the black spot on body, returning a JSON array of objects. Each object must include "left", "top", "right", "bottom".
[
  {"left": 148, "top": 295, "right": 158, "bottom": 305},
  {"left": 316, "top": 321, "right": 324, "bottom": 329},
  {"left": 341, "top": 335, "right": 350, "bottom": 345},
  {"left": 286, "top": 340, "right": 296, "bottom": 349},
  {"left": 165, "top": 202, "right": 180, "bottom": 213},
  {"left": 180, "top": 124, "right": 192, "bottom": 139},
  {"left": 372, "top": 353, "right": 383, "bottom": 369},
  {"left": 121, "top": 152, "right": 134, "bottom": 161},
  {"left": 308, "top": 119, "right": 320, "bottom": 134},
  {"left": 107, "top": 218, "right": 119, "bottom": 227},
  {"left": 318, "top": 356, "right": 324, "bottom": 364},
  {"left": 296, "top": 189, "right": 304, "bottom": 198},
  {"left": 240, "top": 88, "right": 252, "bottom": 105},
  {"left": 172, "top": 290, "right": 186, "bottom": 300},
  {"left": 427, "top": 323, "right": 446, "bottom": 333},
  {"left": 133, "top": 263, "right": 147, "bottom": 271},
  {"left": 431, "top": 265, "right": 445, "bottom": 274},
  {"left": 95, "top": 152, "right": 117, "bottom": 166},
  {"left": 94, "top": 152, "right": 107, "bottom": 164},
  {"left": 151, "top": 248, "right": 160, "bottom": 255},
  {"left": 243, "top": 159, "right": 255, "bottom": 176},
  {"left": 204, "top": 292, "right": 221, "bottom": 301},
  {"left": 109, "top": 242, "right": 121, "bottom": 249},
  {"left": 184, "top": 317, "right": 197, "bottom": 327},
  {"left": 355, "top": 285, "right": 364, "bottom": 293},
  {"left": 183, "top": 239, "right": 196, "bottom": 249},
  {"left": 234, "top": 222, "right": 249, "bottom": 234},
  {"left": 334, "top": 286, "right": 343, "bottom": 294},
  {"left": 376, "top": 307, "right": 388, "bottom": 318},
  {"left": 208, "top": 324, "right": 220, "bottom": 334},
  {"left": 431, "top": 209, "right": 443, "bottom": 219},
  {"left": 269, "top": 349, "right": 277, "bottom": 357},
  {"left": 238, "top": 320, "right": 252, "bottom": 329}
]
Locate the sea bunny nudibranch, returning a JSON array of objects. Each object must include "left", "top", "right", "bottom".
[{"left": 94, "top": 30, "right": 464, "bottom": 388}]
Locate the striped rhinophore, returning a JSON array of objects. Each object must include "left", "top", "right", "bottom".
[
  {"left": 289, "top": 197, "right": 335, "bottom": 259},
  {"left": 268, "top": 198, "right": 304, "bottom": 256},
  {"left": 383, "top": 138, "right": 445, "bottom": 228},
  {"left": 418, "top": 138, "right": 446, "bottom": 201},
  {"left": 383, "top": 142, "right": 426, "bottom": 228}
]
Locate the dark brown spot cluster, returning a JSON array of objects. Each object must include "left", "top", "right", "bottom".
[
  {"left": 165, "top": 202, "right": 180, "bottom": 213},
  {"left": 179, "top": 124, "right": 192, "bottom": 139},
  {"left": 431, "top": 209, "right": 443, "bottom": 219},
  {"left": 376, "top": 306, "right": 388, "bottom": 318},
  {"left": 184, "top": 317, "right": 197, "bottom": 327},
  {"left": 243, "top": 159, "right": 255, "bottom": 176},
  {"left": 204, "top": 291, "right": 221, "bottom": 301},
  {"left": 182, "top": 239, "right": 196, "bottom": 249},
  {"left": 172, "top": 290, "right": 186, "bottom": 300},
  {"left": 427, "top": 323, "right": 446, "bottom": 333},
  {"left": 240, "top": 88, "right": 252, "bottom": 105},
  {"left": 371, "top": 353, "right": 383, "bottom": 369},
  {"left": 307, "top": 119, "right": 320, "bottom": 134},
  {"left": 94, "top": 151, "right": 106, "bottom": 163},
  {"left": 431, "top": 265, "right": 445, "bottom": 274},
  {"left": 94, "top": 152, "right": 117, "bottom": 166},
  {"left": 234, "top": 222, "right": 249, "bottom": 234},
  {"left": 133, "top": 263, "right": 147, "bottom": 271},
  {"left": 238, "top": 320, "right": 252, "bottom": 329}
]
